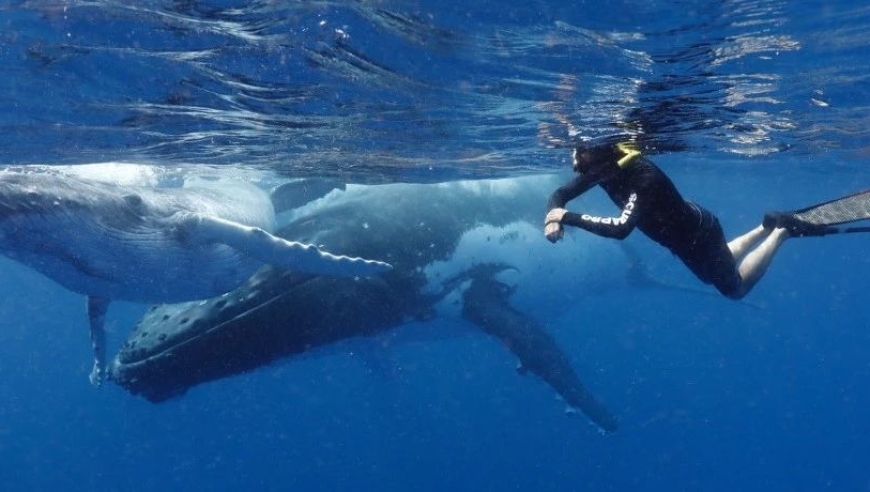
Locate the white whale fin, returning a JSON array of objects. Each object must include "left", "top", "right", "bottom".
[
  {"left": 87, "top": 296, "right": 110, "bottom": 387},
  {"left": 176, "top": 213, "right": 392, "bottom": 277}
]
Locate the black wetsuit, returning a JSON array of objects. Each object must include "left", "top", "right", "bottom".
[{"left": 548, "top": 157, "right": 741, "bottom": 297}]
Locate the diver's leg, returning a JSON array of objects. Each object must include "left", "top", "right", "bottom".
[
  {"left": 727, "top": 224, "right": 771, "bottom": 261},
  {"left": 731, "top": 227, "right": 790, "bottom": 299}
]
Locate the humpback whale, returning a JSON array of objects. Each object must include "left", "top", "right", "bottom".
[
  {"left": 110, "top": 175, "right": 625, "bottom": 432},
  {"left": 0, "top": 166, "right": 391, "bottom": 385}
]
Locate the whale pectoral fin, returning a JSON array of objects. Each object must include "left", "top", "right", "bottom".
[
  {"left": 177, "top": 213, "right": 392, "bottom": 277},
  {"left": 461, "top": 275, "right": 619, "bottom": 433},
  {"left": 87, "top": 296, "right": 109, "bottom": 387}
]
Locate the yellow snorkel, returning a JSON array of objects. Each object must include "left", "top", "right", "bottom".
[{"left": 616, "top": 141, "right": 641, "bottom": 168}]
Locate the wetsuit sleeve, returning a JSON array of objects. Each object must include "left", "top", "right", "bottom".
[
  {"left": 560, "top": 191, "right": 639, "bottom": 239},
  {"left": 547, "top": 175, "right": 597, "bottom": 210}
]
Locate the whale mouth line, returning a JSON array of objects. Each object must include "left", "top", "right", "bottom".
[
  {"left": 108, "top": 288, "right": 299, "bottom": 400},
  {"left": 113, "top": 275, "right": 320, "bottom": 368},
  {"left": 116, "top": 296, "right": 276, "bottom": 365}
]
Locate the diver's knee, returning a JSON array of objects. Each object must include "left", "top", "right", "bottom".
[
  {"left": 721, "top": 281, "right": 747, "bottom": 300},
  {"left": 724, "top": 289, "right": 746, "bottom": 301}
]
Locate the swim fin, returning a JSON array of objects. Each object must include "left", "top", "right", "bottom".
[
  {"left": 762, "top": 212, "right": 835, "bottom": 237},
  {"left": 764, "top": 189, "right": 870, "bottom": 237}
]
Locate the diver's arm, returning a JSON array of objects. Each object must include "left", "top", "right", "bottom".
[
  {"left": 560, "top": 191, "right": 639, "bottom": 239},
  {"left": 544, "top": 175, "right": 599, "bottom": 243},
  {"left": 546, "top": 174, "right": 597, "bottom": 210}
]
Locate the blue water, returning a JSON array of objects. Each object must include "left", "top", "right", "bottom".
[{"left": 2, "top": 0, "right": 870, "bottom": 490}]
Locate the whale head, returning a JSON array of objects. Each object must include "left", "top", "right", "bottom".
[{"left": 0, "top": 167, "right": 269, "bottom": 302}]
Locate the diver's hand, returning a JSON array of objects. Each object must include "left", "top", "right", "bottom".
[
  {"left": 544, "top": 221, "right": 563, "bottom": 242},
  {"left": 544, "top": 208, "right": 567, "bottom": 243}
]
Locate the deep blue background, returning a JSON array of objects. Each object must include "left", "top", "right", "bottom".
[
  {"left": 1, "top": 159, "right": 869, "bottom": 491},
  {"left": 2, "top": 0, "right": 870, "bottom": 490}
]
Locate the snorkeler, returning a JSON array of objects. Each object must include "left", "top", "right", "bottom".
[{"left": 543, "top": 142, "right": 795, "bottom": 299}]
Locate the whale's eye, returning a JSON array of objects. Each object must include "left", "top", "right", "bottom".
[{"left": 123, "top": 194, "right": 144, "bottom": 209}]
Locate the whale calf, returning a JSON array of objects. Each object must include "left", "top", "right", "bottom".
[
  {"left": 110, "top": 175, "right": 626, "bottom": 431},
  {"left": 0, "top": 165, "right": 390, "bottom": 384}
]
